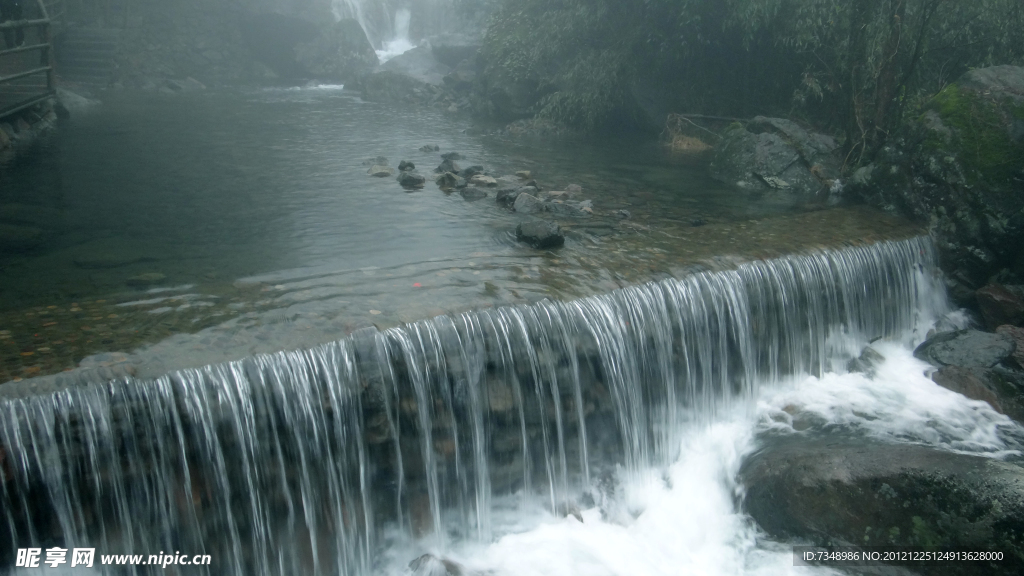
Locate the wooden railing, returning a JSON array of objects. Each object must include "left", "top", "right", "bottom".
[{"left": 0, "top": 0, "right": 60, "bottom": 121}]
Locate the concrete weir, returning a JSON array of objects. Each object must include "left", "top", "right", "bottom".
[{"left": 0, "top": 237, "right": 946, "bottom": 575}]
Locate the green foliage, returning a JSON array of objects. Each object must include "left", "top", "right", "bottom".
[
  {"left": 482, "top": 0, "right": 1024, "bottom": 156},
  {"left": 928, "top": 84, "right": 1024, "bottom": 186}
]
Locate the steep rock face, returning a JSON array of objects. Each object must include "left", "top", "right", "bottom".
[
  {"left": 294, "top": 19, "right": 378, "bottom": 82},
  {"left": 850, "top": 66, "right": 1024, "bottom": 298},
  {"left": 709, "top": 117, "right": 841, "bottom": 198},
  {"left": 741, "top": 436, "right": 1024, "bottom": 576}
]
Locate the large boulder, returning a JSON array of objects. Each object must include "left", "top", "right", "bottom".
[
  {"left": 397, "top": 171, "right": 426, "bottom": 189},
  {"left": 913, "top": 329, "right": 1015, "bottom": 369},
  {"left": 709, "top": 117, "right": 841, "bottom": 197},
  {"left": 932, "top": 365, "right": 1024, "bottom": 423},
  {"left": 516, "top": 220, "right": 564, "bottom": 249},
  {"left": 294, "top": 19, "right": 378, "bottom": 82},
  {"left": 850, "top": 66, "right": 1024, "bottom": 294},
  {"left": 512, "top": 192, "right": 543, "bottom": 214},
  {"left": 741, "top": 436, "right": 1024, "bottom": 575},
  {"left": 976, "top": 284, "right": 1024, "bottom": 330}
]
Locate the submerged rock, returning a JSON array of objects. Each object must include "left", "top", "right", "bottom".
[
  {"left": 398, "top": 171, "right": 426, "bottom": 189},
  {"left": 741, "top": 436, "right": 1024, "bottom": 575},
  {"left": 435, "top": 172, "right": 467, "bottom": 190},
  {"left": 516, "top": 220, "right": 564, "bottom": 249},
  {"left": 459, "top": 187, "right": 487, "bottom": 201},
  {"left": 419, "top": 144, "right": 439, "bottom": 152},
  {"left": 460, "top": 165, "right": 484, "bottom": 179},
  {"left": 436, "top": 158, "right": 461, "bottom": 174},
  {"left": 408, "top": 553, "right": 466, "bottom": 576},
  {"left": 913, "top": 329, "right": 1015, "bottom": 368},
  {"left": 398, "top": 160, "right": 416, "bottom": 172},
  {"left": 468, "top": 174, "right": 497, "bottom": 187},
  {"left": 544, "top": 200, "right": 592, "bottom": 219},
  {"left": 368, "top": 165, "right": 395, "bottom": 177},
  {"left": 362, "top": 156, "right": 388, "bottom": 166},
  {"left": 496, "top": 186, "right": 527, "bottom": 208},
  {"left": 126, "top": 272, "right": 166, "bottom": 287},
  {"left": 846, "top": 345, "right": 885, "bottom": 376}
]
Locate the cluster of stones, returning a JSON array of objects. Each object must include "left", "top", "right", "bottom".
[
  {"left": 366, "top": 145, "right": 617, "bottom": 250},
  {"left": 0, "top": 100, "right": 59, "bottom": 155}
]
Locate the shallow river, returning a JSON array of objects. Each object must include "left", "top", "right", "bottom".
[{"left": 0, "top": 86, "right": 917, "bottom": 381}]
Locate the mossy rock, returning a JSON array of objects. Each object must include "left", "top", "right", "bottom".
[
  {"left": 851, "top": 66, "right": 1024, "bottom": 293},
  {"left": 925, "top": 73, "right": 1024, "bottom": 189}
]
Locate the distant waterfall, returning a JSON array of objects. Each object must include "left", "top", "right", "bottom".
[
  {"left": 0, "top": 238, "right": 947, "bottom": 575},
  {"left": 333, "top": 0, "right": 415, "bottom": 61}
]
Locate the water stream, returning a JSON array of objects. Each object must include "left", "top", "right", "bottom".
[
  {"left": 333, "top": 0, "right": 416, "bottom": 61},
  {"left": 6, "top": 237, "right": 1015, "bottom": 575}
]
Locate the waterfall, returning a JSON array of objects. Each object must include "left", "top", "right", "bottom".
[
  {"left": 333, "top": 0, "right": 416, "bottom": 61},
  {"left": 0, "top": 238, "right": 947, "bottom": 575}
]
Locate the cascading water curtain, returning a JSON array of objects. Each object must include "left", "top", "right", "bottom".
[{"left": 0, "top": 237, "right": 946, "bottom": 575}]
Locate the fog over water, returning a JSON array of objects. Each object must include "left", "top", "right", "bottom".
[{"left": 2, "top": 0, "right": 1023, "bottom": 574}]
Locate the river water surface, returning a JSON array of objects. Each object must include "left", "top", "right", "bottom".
[{"left": 0, "top": 86, "right": 922, "bottom": 382}]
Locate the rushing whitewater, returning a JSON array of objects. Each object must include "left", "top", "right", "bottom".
[
  {"left": 6, "top": 237, "right": 1017, "bottom": 576},
  {"left": 334, "top": 0, "right": 416, "bottom": 62}
]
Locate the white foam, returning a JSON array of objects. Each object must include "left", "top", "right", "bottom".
[
  {"left": 421, "top": 418, "right": 838, "bottom": 576},
  {"left": 375, "top": 9, "right": 414, "bottom": 63},
  {"left": 384, "top": 332, "right": 1022, "bottom": 576},
  {"left": 759, "top": 341, "right": 1020, "bottom": 455}
]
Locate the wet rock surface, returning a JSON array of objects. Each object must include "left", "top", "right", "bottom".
[
  {"left": 997, "top": 325, "right": 1024, "bottom": 369},
  {"left": 741, "top": 436, "right": 1024, "bottom": 575},
  {"left": 932, "top": 365, "right": 1024, "bottom": 423},
  {"left": 977, "top": 284, "right": 1024, "bottom": 330},
  {"left": 709, "top": 116, "right": 841, "bottom": 197},
  {"left": 409, "top": 554, "right": 468, "bottom": 576},
  {"left": 913, "top": 329, "right": 1015, "bottom": 368},
  {"left": 368, "top": 165, "right": 395, "bottom": 177},
  {"left": 459, "top": 187, "right": 487, "bottom": 201},
  {"left": 512, "top": 192, "right": 544, "bottom": 214},
  {"left": 397, "top": 171, "right": 426, "bottom": 189},
  {"left": 515, "top": 220, "right": 565, "bottom": 249}
]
